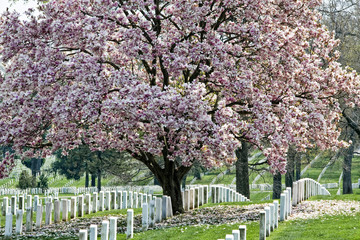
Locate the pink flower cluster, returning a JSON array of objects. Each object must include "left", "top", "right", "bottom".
[{"left": 0, "top": 0, "right": 359, "bottom": 177}]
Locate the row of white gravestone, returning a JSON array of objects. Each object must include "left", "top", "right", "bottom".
[
  {"left": 210, "top": 185, "right": 250, "bottom": 204},
  {"left": 4, "top": 206, "right": 40, "bottom": 238},
  {"left": 292, "top": 178, "right": 330, "bottom": 206},
  {"left": 0, "top": 184, "right": 163, "bottom": 197},
  {"left": 182, "top": 185, "right": 211, "bottom": 211},
  {"left": 80, "top": 195, "right": 174, "bottom": 240},
  {"left": 220, "top": 186, "right": 289, "bottom": 240},
  {"left": 79, "top": 216, "right": 119, "bottom": 240},
  {"left": 259, "top": 179, "right": 330, "bottom": 240},
  {"left": 2, "top": 189, "right": 151, "bottom": 238},
  {"left": 2, "top": 188, "right": 44, "bottom": 195},
  {"left": 81, "top": 209, "right": 134, "bottom": 240},
  {"left": 1, "top": 194, "right": 42, "bottom": 216},
  {"left": 3, "top": 197, "right": 75, "bottom": 238},
  {"left": 218, "top": 225, "right": 247, "bottom": 240},
  {"left": 2, "top": 189, "right": 152, "bottom": 215},
  {"left": 142, "top": 195, "right": 173, "bottom": 230},
  {"left": 259, "top": 198, "right": 281, "bottom": 239}
]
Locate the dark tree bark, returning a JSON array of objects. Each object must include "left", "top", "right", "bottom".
[
  {"left": 285, "top": 146, "right": 296, "bottom": 189},
  {"left": 85, "top": 168, "right": 89, "bottom": 188},
  {"left": 160, "top": 170, "right": 185, "bottom": 214},
  {"left": 97, "top": 168, "right": 102, "bottom": 192},
  {"left": 235, "top": 141, "right": 250, "bottom": 199},
  {"left": 343, "top": 132, "right": 355, "bottom": 194},
  {"left": 96, "top": 151, "right": 103, "bottom": 192},
  {"left": 194, "top": 166, "right": 202, "bottom": 180},
  {"left": 273, "top": 171, "right": 282, "bottom": 199},
  {"left": 154, "top": 177, "right": 160, "bottom": 186},
  {"left": 134, "top": 150, "right": 191, "bottom": 214},
  {"left": 30, "top": 158, "right": 42, "bottom": 177},
  {"left": 181, "top": 174, "right": 187, "bottom": 190},
  {"left": 295, "top": 152, "right": 301, "bottom": 181},
  {"left": 91, "top": 174, "right": 96, "bottom": 187}
]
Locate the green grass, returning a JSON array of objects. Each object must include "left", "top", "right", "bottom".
[
  {"left": 48, "top": 177, "right": 70, "bottom": 188},
  {"left": 0, "top": 177, "right": 16, "bottom": 187},
  {"left": 250, "top": 191, "right": 272, "bottom": 201},
  {"left": 115, "top": 221, "right": 260, "bottom": 240},
  {"left": 301, "top": 166, "right": 324, "bottom": 181},
  {"left": 191, "top": 174, "right": 215, "bottom": 185},
  {"left": 309, "top": 188, "right": 360, "bottom": 201},
  {"left": 268, "top": 214, "right": 360, "bottom": 240},
  {"left": 214, "top": 172, "right": 235, "bottom": 184},
  {"left": 319, "top": 158, "right": 343, "bottom": 184},
  {"left": 192, "top": 168, "right": 224, "bottom": 185}
]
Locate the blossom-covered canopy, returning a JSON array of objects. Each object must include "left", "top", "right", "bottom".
[{"left": 0, "top": 0, "right": 359, "bottom": 178}]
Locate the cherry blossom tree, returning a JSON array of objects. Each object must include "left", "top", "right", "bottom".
[{"left": 1, "top": 0, "right": 360, "bottom": 213}]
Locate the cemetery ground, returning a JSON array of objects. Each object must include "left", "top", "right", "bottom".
[
  {"left": 1, "top": 151, "right": 360, "bottom": 239},
  {"left": 0, "top": 189, "right": 360, "bottom": 239}
]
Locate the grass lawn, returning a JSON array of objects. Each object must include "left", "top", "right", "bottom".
[
  {"left": 114, "top": 221, "right": 260, "bottom": 240},
  {"left": 268, "top": 214, "right": 360, "bottom": 240},
  {"left": 309, "top": 188, "right": 360, "bottom": 201}
]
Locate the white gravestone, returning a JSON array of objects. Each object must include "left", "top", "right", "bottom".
[
  {"left": 109, "top": 217, "right": 117, "bottom": 240},
  {"left": 142, "top": 203, "right": 149, "bottom": 231},
  {"left": 101, "top": 220, "right": 109, "bottom": 240},
  {"left": 15, "top": 209, "right": 24, "bottom": 234},
  {"left": 90, "top": 224, "right": 98, "bottom": 240},
  {"left": 126, "top": 209, "right": 134, "bottom": 239}
]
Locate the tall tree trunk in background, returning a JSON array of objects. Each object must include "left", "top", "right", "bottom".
[
  {"left": 194, "top": 162, "right": 202, "bottom": 180},
  {"left": 31, "top": 158, "right": 42, "bottom": 177},
  {"left": 31, "top": 158, "right": 36, "bottom": 177},
  {"left": 97, "top": 168, "right": 102, "bottom": 192},
  {"left": 273, "top": 171, "right": 282, "bottom": 199},
  {"left": 295, "top": 152, "right": 301, "bottom": 181},
  {"left": 96, "top": 151, "right": 103, "bottom": 192},
  {"left": 235, "top": 141, "right": 250, "bottom": 199},
  {"left": 285, "top": 146, "right": 296, "bottom": 189},
  {"left": 91, "top": 174, "right": 96, "bottom": 187},
  {"left": 181, "top": 174, "right": 187, "bottom": 190},
  {"left": 343, "top": 131, "right": 355, "bottom": 194},
  {"left": 85, "top": 168, "right": 89, "bottom": 188}
]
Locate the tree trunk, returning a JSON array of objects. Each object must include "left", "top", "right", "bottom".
[
  {"left": 295, "top": 152, "right": 301, "bottom": 181},
  {"left": 285, "top": 146, "right": 295, "bottom": 189},
  {"left": 31, "top": 158, "right": 36, "bottom": 177},
  {"left": 161, "top": 173, "right": 184, "bottom": 215},
  {"left": 91, "top": 174, "right": 96, "bottom": 187},
  {"left": 181, "top": 174, "right": 187, "bottom": 190},
  {"left": 343, "top": 133, "right": 355, "bottom": 194},
  {"left": 194, "top": 167, "right": 202, "bottom": 180},
  {"left": 97, "top": 168, "right": 102, "bottom": 192},
  {"left": 235, "top": 141, "right": 250, "bottom": 199},
  {"left": 140, "top": 152, "right": 190, "bottom": 215},
  {"left": 85, "top": 168, "right": 89, "bottom": 188},
  {"left": 31, "top": 158, "right": 41, "bottom": 177},
  {"left": 273, "top": 171, "right": 282, "bottom": 199}
]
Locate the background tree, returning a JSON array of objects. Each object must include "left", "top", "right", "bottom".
[
  {"left": 17, "top": 170, "right": 36, "bottom": 189},
  {"left": 37, "top": 173, "right": 48, "bottom": 190},
  {"left": 22, "top": 157, "right": 44, "bottom": 177},
  {"left": 236, "top": 141, "right": 250, "bottom": 199},
  {"left": 320, "top": 0, "right": 360, "bottom": 194},
  {"left": 273, "top": 171, "right": 282, "bottom": 199},
  {"left": 1, "top": 0, "right": 360, "bottom": 213},
  {"left": 52, "top": 145, "right": 142, "bottom": 191}
]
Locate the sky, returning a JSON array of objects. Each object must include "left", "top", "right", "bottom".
[{"left": 0, "top": 0, "right": 38, "bottom": 16}]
